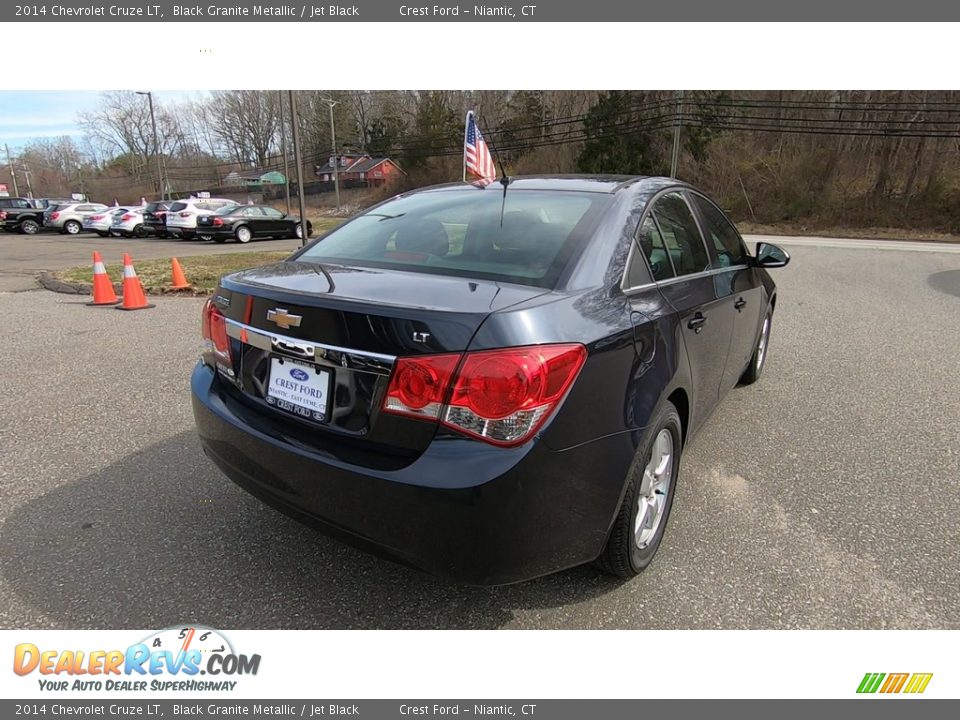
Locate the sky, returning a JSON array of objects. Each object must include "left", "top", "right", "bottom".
[{"left": 0, "top": 91, "right": 202, "bottom": 150}]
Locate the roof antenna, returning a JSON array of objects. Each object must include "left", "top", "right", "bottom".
[{"left": 484, "top": 127, "right": 511, "bottom": 228}]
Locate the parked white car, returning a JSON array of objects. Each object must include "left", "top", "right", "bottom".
[
  {"left": 44, "top": 202, "right": 109, "bottom": 235},
  {"left": 84, "top": 207, "right": 136, "bottom": 237},
  {"left": 165, "top": 197, "right": 235, "bottom": 239},
  {"left": 109, "top": 206, "right": 148, "bottom": 238}
]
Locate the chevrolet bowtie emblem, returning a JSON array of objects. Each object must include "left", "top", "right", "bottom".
[{"left": 266, "top": 308, "right": 302, "bottom": 329}]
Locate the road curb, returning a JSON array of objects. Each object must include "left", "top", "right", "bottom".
[
  {"left": 37, "top": 271, "right": 207, "bottom": 297},
  {"left": 37, "top": 272, "right": 96, "bottom": 295}
]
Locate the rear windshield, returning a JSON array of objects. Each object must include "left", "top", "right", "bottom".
[
  {"left": 214, "top": 204, "right": 242, "bottom": 215},
  {"left": 145, "top": 202, "right": 168, "bottom": 212},
  {"left": 296, "top": 189, "right": 609, "bottom": 288}
]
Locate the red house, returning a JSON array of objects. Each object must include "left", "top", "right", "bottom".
[{"left": 315, "top": 154, "right": 405, "bottom": 185}]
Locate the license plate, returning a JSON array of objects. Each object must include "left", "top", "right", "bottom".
[{"left": 265, "top": 357, "right": 330, "bottom": 421}]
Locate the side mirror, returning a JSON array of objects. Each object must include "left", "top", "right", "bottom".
[{"left": 755, "top": 242, "right": 790, "bottom": 268}]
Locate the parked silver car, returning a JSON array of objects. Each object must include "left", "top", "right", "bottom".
[{"left": 44, "top": 202, "right": 109, "bottom": 235}]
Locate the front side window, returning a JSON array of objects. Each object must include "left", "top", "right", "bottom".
[
  {"left": 651, "top": 193, "right": 710, "bottom": 276},
  {"left": 262, "top": 207, "right": 284, "bottom": 219},
  {"left": 692, "top": 194, "right": 746, "bottom": 267},
  {"left": 241, "top": 206, "right": 265, "bottom": 217},
  {"left": 297, "top": 189, "right": 609, "bottom": 288}
]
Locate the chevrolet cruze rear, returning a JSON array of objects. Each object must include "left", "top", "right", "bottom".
[{"left": 191, "top": 176, "right": 787, "bottom": 584}]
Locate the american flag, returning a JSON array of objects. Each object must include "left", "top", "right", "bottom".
[{"left": 464, "top": 111, "right": 497, "bottom": 183}]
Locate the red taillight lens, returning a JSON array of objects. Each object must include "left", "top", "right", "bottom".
[
  {"left": 180, "top": 211, "right": 192, "bottom": 218},
  {"left": 91, "top": 214, "right": 103, "bottom": 221},
  {"left": 51, "top": 212, "right": 60, "bottom": 220},
  {"left": 383, "top": 354, "right": 460, "bottom": 419},
  {"left": 445, "top": 344, "right": 586, "bottom": 445},
  {"left": 0, "top": 211, "right": 6, "bottom": 221},
  {"left": 201, "top": 298, "right": 232, "bottom": 364},
  {"left": 121, "top": 214, "right": 133, "bottom": 222},
  {"left": 212, "top": 217, "right": 224, "bottom": 227},
  {"left": 382, "top": 343, "right": 586, "bottom": 446}
]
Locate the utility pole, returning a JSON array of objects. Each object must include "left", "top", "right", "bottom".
[
  {"left": 322, "top": 97, "right": 341, "bottom": 211},
  {"left": 21, "top": 163, "right": 33, "bottom": 199},
  {"left": 279, "top": 90, "right": 291, "bottom": 214},
  {"left": 4, "top": 144, "right": 19, "bottom": 197},
  {"left": 670, "top": 89, "right": 684, "bottom": 179},
  {"left": 77, "top": 164, "right": 85, "bottom": 200},
  {"left": 288, "top": 90, "right": 309, "bottom": 248},
  {"left": 137, "top": 91, "right": 165, "bottom": 199}
]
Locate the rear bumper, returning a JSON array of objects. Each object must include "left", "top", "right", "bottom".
[{"left": 191, "top": 363, "right": 632, "bottom": 585}]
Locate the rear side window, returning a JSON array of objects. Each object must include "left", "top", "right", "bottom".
[
  {"left": 170, "top": 202, "right": 188, "bottom": 212},
  {"left": 635, "top": 215, "right": 675, "bottom": 282},
  {"left": 651, "top": 193, "right": 710, "bottom": 276},
  {"left": 692, "top": 195, "right": 746, "bottom": 267},
  {"left": 297, "top": 189, "right": 609, "bottom": 288}
]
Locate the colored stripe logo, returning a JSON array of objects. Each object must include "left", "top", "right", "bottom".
[{"left": 857, "top": 672, "right": 933, "bottom": 694}]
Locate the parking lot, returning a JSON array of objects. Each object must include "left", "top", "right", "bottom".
[
  {"left": 0, "top": 229, "right": 303, "bottom": 292},
  {"left": 0, "top": 234, "right": 958, "bottom": 629}
]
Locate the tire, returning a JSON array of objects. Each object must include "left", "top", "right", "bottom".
[
  {"left": 212, "top": 237, "right": 227, "bottom": 244},
  {"left": 740, "top": 310, "right": 772, "bottom": 385},
  {"left": 596, "top": 401, "right": 683, "bottom": 578},
  {"left": 235, "top": 225, "right": 252, "bottom": 244},
  {"left": 64, "top": 220, "right": 81, "bottom": 235},
  {"left": 19, "top": 219, "right": 40, "bottom": 235},
  {"left": 96, "top": 231, "right": 109, "bottom": 238},
  {"left": 132, "top": 224, "right": 147, "bottom": 238},
  {"left": 198, "top": 234, "right": 213, "bottom": 242}
]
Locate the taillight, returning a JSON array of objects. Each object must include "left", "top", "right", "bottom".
[
  {"left": 383, "top": 354, "right": 460, "bottom": 420},
  {"left": 180, "top": 211, "right": 192, "bottom": 218},
  {"left": 121, "top": 214, "right": 133, "bottom": 222},
  {"left": 201, "top": 298, "right": 232, "bottom": 365},
  {"left": 50, "top": 212, "right": 60, "bottom": 220},
  {"left": 212, "top": 217, "right": 224, "bottom": 227},
  {"left": 382, "top": 344, "right": 586, "bottom": 447},
  {"left": 0, "top": 211, "right": 6, "bottom": 221},
  {"left": 90, "top": 214, "right": 103, "bottom": 221}
]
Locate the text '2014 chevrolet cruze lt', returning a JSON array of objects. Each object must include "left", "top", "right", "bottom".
[{"left": 191, "top": 176, "right": 790, "bottom": 585}]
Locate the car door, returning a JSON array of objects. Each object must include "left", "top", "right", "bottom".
[
  {"left": 239, "top": 206, "right": 267, "bottom": 234},
  {"left": 689, "top": 193, "right": 764, "bottom": 394},
  {"left": 646, "top": 192, "right": 736, "bottom": 434},
  {"left": 260, "top": 206, "right": 287, "bottom": 235}
]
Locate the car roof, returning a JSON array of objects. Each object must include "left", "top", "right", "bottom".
[{"left": 408, "top": 174, "right": 658, "bottom": 195}]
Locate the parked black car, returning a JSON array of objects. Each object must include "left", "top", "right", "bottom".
[
  {"left": 191, "top": 176, "right": 789, "bottom": 584},
  {"left": 143, "top": 201, "right": 173, "bottom": 238},
  {"left": 0, "top": 197, "right": 45, "bottom": 234},
  {"left": 196, "top": 204, "right": 312, "bottom": 243}
]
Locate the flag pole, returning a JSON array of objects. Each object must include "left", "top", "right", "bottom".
[{"left": 462, "top": 110, "right": 472, "bottom": 182}]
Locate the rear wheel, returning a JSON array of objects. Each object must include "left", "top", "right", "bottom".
[
  {"left": 597, "top": 401, "right": 682, "bottom": 578},
  {"left": 133, "top": 224, "right": 147, "bottom": 238},
  {"left": 740, "top": 310, "right": 772, "bottom": 385},
  {"left": 96, "top": 231, "right": 109, "bottom": 238},
  {"left": 235, "top": 225, "right": 252, "bottom": 244},
  {"left": 64, "top": 220, "right": 81, "bottom": 235},
  {"left": 212, "top": 237, "right": 227, "bottom": 244},
  {"left": 19, "top": 219, "right": 40, "bottom": 235}
]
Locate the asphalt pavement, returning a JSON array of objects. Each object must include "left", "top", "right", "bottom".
[{"left": 0, "top": 237, "right": 958, "bottom": 629}]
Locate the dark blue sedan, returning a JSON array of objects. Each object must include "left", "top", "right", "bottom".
[{"left": 191, "top": 176, "right": 789, "bottom": 584}]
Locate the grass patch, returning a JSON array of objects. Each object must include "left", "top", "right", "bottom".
[{"left": 58, "top": 252, "right": 291, "bottom": 295}]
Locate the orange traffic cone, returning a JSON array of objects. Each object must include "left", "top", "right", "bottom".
[
  {"left": 170, "top": 257, "right": 191, "bottom": 290},
  {"left": 116, "top": 253, "right": 155, "bottom": 311},
  {"left": 87, "top": 251, "right": 120, "bottom": 306}
]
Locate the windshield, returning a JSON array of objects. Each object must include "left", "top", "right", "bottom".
[{"left": 296, "top": 189, "right": 609, "bottom": 288}]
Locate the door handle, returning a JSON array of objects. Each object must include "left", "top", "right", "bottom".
[
  {"left": 734, "top": 298, "right": 747, "bottom": 311},
  {"left": 687, "top": 313, "right": 707, "bottom": 333}
]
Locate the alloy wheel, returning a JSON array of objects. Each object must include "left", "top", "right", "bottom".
[{"left": 635, "top": 429, "right": 674, "bottom": 549}]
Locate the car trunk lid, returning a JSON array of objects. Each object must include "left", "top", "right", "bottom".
[{"left": 210, "top": 260, "right": 548, "bottom": 460}]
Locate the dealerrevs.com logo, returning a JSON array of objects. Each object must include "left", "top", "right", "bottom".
[{"left": 13, "top": 626, "right": 261, "bottom": 692}]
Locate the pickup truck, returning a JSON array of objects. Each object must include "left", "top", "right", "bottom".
[{"left": 0, "top": 197, "right": 45, "bottom": 234}]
